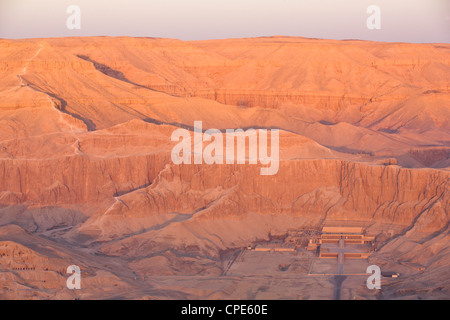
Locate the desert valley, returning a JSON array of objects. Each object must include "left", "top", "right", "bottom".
[{"left": 0, "top": 36, "right": 448, "bottom": 299}]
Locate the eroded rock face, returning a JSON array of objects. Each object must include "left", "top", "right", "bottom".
[{"left": 0, "top": 37, "right": 448, "bottom": 299}]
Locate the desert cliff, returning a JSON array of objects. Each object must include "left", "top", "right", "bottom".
[{"left": 0, "top": 36, "right": 448, "bottom": 299}]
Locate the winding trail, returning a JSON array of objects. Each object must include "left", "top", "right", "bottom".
[{"left": 11, "top": 42, "right": 85, "bottom": 153}]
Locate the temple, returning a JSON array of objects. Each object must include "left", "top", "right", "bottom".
[{"left": 307, "top": 226, "right": 375, "bottom": 259}]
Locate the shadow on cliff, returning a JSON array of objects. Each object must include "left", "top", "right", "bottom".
[
  {"left": 19, "top": 78, "right": 97, "bottom": 131},
  {"left": 76, "top": 54, "right": 178, "bottom": 98},
  {"left": 0, "top": 204, "right": 88, "bottom": 236}
]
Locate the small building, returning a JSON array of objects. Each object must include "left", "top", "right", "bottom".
[
  {"left": 307, "top": 239, "right": 319, "bottom": 251},
  {"left": 382, "top": 271, "right": 400, "bottom": 278}
]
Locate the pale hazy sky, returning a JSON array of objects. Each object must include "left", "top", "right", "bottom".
[{"left": 0, "top": 0, "right": 449, "bottom": 43}]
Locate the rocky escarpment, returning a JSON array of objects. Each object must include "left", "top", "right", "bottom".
[
  {"left": 74, "top": 159, "right": 448, "bottom": 254},
  {"left": 0, "top": 153, "right": 169, "bottom": 205},
  {"left": 0, "top": 36, "right": 448, "bottom": 299}
]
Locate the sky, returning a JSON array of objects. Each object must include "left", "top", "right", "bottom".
[{"left": 0, "top": 0, "right": 449, "bottom": 43}]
